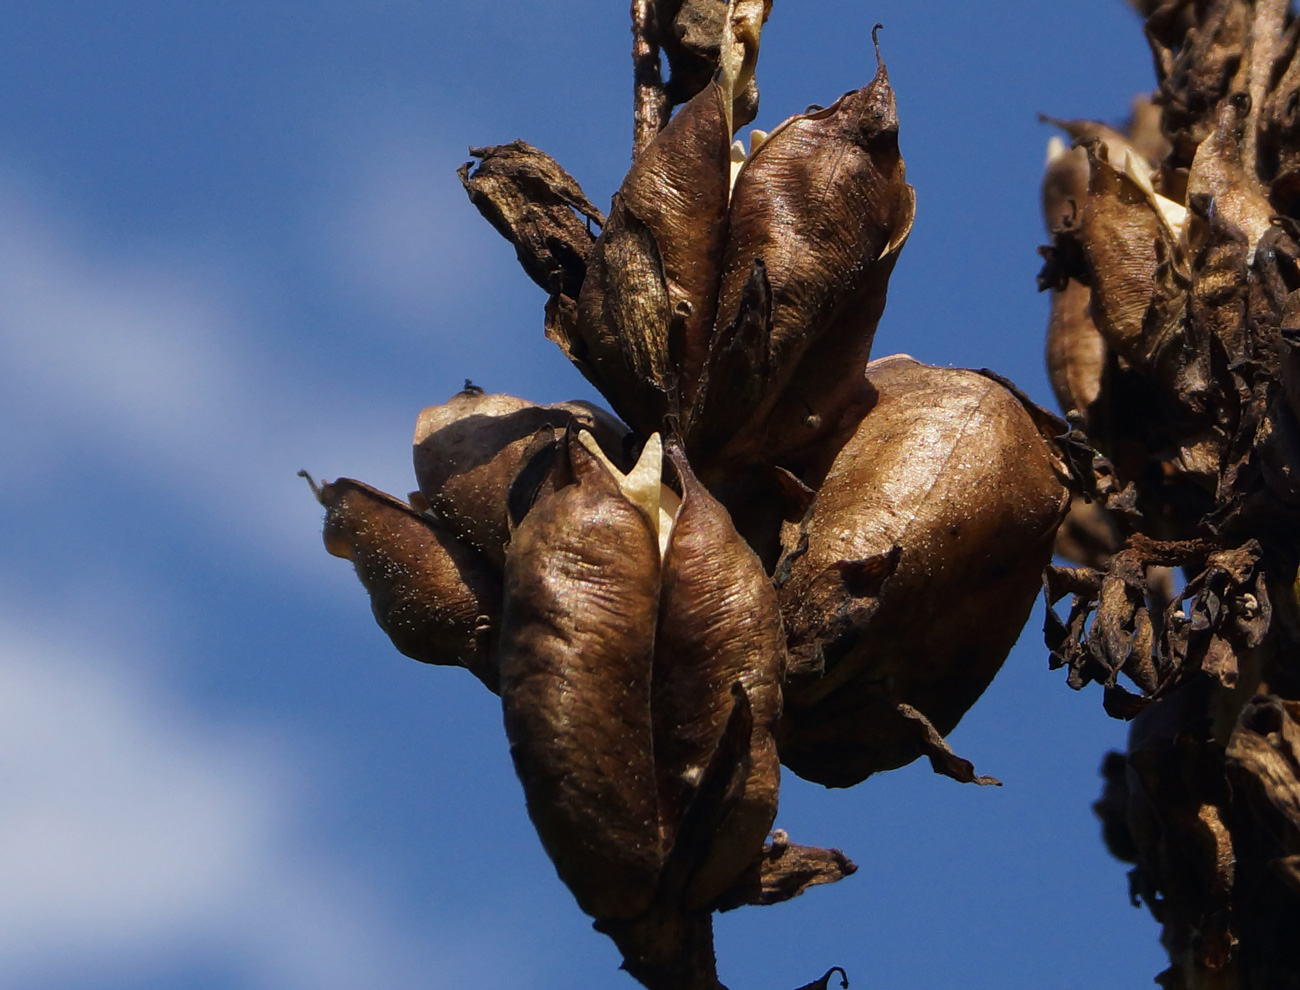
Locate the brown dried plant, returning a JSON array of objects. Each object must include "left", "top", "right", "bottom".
[
  {"left": 1039, "top": 1, "right": 1300, "bottom": 985},
  {"left": 306, "top": 3, "right": 1087, "bottom": 987}
]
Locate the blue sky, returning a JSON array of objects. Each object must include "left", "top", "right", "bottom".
[{"left": 0, "top": 3, "right": 1172, "bottom": 987}]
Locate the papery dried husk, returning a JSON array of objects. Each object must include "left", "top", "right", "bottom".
[
  {"left": 1186, "top": 191, "right": 1251, "bottom": 366},
  {"left": 306, "top": 475, "right": 502, "bottom": 691},
  {"left": 1041, "top": 136, "right": 1090, "bottom": 234},
  {"left": 655, "top": 444, "right": 783, "bottom": 908},
  {"left": 412, "top": 387, "right": 628, "bottom": 565},
  {"left": 498, "top": 433, "right": 664, "bottom": 922},
  {"left": 1145, "top": 0, "right": 1253, "bottom": 166},
  {"left": 1040, "top": 131, "right": 1109, "bottom": 425},
  {"left": 572, "top": 5, "right": 763, "bottom": 434},
  {"left": 1047, "top": 278, "right": 1108, "bottom": 419},
  {"left": 1080, "top": 149, "right": 1200, "bottom": 397},
  {"left": 1258, "top": 19, "right": 1300, "bottom": 206},
  {"left": 776, "top": 357, "right": 1070, "bottom": 787},
  {"left": 698, "top": 52, "right": 915, "bottom": 468},
  {"left": 654, "top": 0, "right": 769, "bottom": 125},
  {"left": 1187, "top": 98, "right": 1274, "bottom": 260},
  {"left": 457, "top": 141, "right": 603, "bottom": 299}
]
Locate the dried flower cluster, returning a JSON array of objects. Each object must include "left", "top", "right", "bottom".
[
  {"left": 1038, "top": 1, "right": 1300, "bottom": 985},
  {"left": 307, "top": 3, "right": 1073, "bottom": 986}
]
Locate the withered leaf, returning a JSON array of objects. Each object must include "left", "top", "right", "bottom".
[
  {"left": 713, "top": 832, "right": 857, "bottom": 912},
  {"left": 458, "top": 140, "right": 603, "bottom": 300}
]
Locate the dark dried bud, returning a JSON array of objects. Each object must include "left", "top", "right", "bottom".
[
  {"left": 696, "top": 48, "right": 915, "bottom": 467},
  {"left": 776, "top": 357, "right": 1070, "bottom": 787},
  {"left": 569, "top": 3, "right": 764, "bottom": 434},
  {"left": 498, "top": 431, "right": 785, "bottom": 920},
  {"left": 412, "top": 387, "right": 628, "bottom": 565},
  {"left": 1076, "top": 145, "right": 1214, "bottom": 411},
  {"left": 305, "top": 474, "right": 502, "bottom": 691}
]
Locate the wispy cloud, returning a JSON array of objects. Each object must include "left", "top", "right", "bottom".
[
  {"left": 0, "top": 140, "right": 527, "bottom": 986},
  {"left": 0, "top": 170, "right": 435, "bottom": 573},
  {"left": 0, "top": 607, "right": 522, "bottom": 989}
]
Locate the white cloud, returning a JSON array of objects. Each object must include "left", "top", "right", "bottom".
[
  {"left": 0, "top": 150, "right": 524, "bottom": 985},
  {"left": 0, "top": 172, "right": 421, "bottom": 574},
  {"left": 0, "top": 614, "right": 511, "bottom": 989}
]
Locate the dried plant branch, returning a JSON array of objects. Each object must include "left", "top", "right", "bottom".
[{"left": 632, "top": 0, "right": 670, "bottom": 159}]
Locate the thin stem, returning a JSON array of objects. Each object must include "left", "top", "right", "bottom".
[{"left": 632, "top": 0, "right": 670, "bottom": 160}]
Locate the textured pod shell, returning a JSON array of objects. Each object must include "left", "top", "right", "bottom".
[
  {"left": 570, "top": 4, "right": 763, "bottom": 432},
  {"left": 498, "top": 436, "right": 664, "bottom": 921},
  {"left": 655, "top": 445, "right": 783, "bottom": 908},
  {"left": 313, "top": 477, "right": 501, "bottom": 691},
  {"left": 498, "top": 432, "right": 786, "bottom": 919},
  {"left": 1079, "top": 151, "right": 1187, "bottom": 372},
  {"left": 1046, "top": 278, "right": 1107, "bottom": 419},
  {"left": 412, "top": 389, "right": 628, "bottom": 565},
  {"left": 699, "top": 56, "right": 914, "bottom": 467},
  {"left": 777, "top": 357, "right": 1070, "bottom": 787},
  {"left": 1039, "top": 134, "right": 1106, "bottom": 423}
]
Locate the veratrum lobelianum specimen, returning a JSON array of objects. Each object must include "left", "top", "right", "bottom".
[{"left": 308, "top": 4, "right": 1077, "bottom": 987}]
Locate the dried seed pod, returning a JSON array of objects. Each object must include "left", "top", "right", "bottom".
[
  {"left": 499, "top": 430, "right": 787, "bottom": 921},
  {"left": 1046, "top": 278, "right": 1107, "bottom": 419},
  {"left": 1259, "top": 18, "right": 1300, "bottom": 208},
  {"left": 1040, "top": 135, "right": 1090, "bottom": 234},
  {"left": 697, "top": 41, "right": 915, "bottom": 467},
  {"left": 499, "top": 433, "right": 665, "bottom": 921},
  {"left": 655, "top": 444, "right": 783, "bottom": 908},
  {"left": 654, "top": 0, "right": 769, "bottom": 125},
  {"left": 1040, "top": 134, "right": 1108, "bottom": 424},
  {"left": 571, "top": 3, "right": 764, "bottom": 433},
  {"left": 412, "top": 387, "right": 628, "bottom": 565},
  {"left": 776, "top": 356, "right": 1070, "bottom": 787},
  {"left": 1144, "top": 0, "right": 1252, "bottom": 166},
  {"left": 1187, "top": 97, "right": 1274, "bottom": 259},
  {"left": 305, "top": 474, "right": 502, "bottom": 691},
  {"left": 1078, "top": 146, "right": 1212, "bottom": 410}
]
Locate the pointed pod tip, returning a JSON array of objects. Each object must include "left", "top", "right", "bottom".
[
  {"left": 299, "top": 469, "right": 324, "bottom": 503},
  {"left": 871, "top": 23, "right": 884, "bottom": 66}
]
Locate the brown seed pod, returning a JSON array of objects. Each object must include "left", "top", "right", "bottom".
[
  {"left": 499, "top": 431, "right": 786, "bottom": 921},
  {"left": 1040, "top": 134, "right": 1107, "bottom": 425},
  {"left": 655, "top": 443, "right": 783, "bottom": 908},
  {"left": 776, "top": 356, "right": 1070, "bottom": 787},
  {"left": 412, "top": 386, "right": 629, "bottom": 565},
  {"left": 570, "top": 3, "right": 764, "bottom": 434},
  {"left": 498, "top": 433, "right": 665, "bottom": 922},
  {"left": 696, "top": 40, "right": 915, "bottom": 468},
  {"left": 1187, "top": 97, "right": 1274, "bottom": 259},
  {"left": 1046, "top": 276, "right": 1107, "bottom": 420},
  {"left": 1078, "top": 146, "right": 1208, "bottom": 408},
  {"left": 305, "top": 474, "right": 502, "bottom": 692},
  {"left": 654, "top": 0, "right": 770, "bottom": 126}
]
